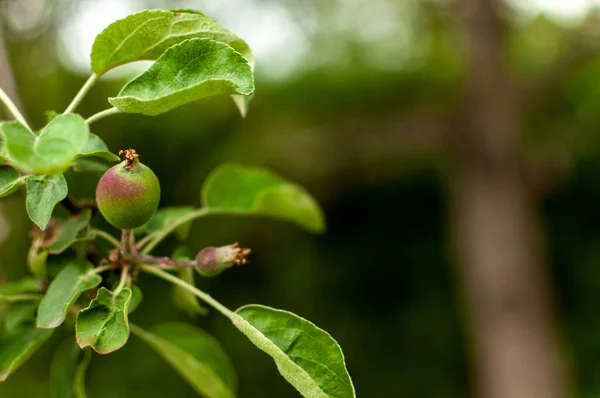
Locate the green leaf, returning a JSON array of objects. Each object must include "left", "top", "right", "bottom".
[
  {"left": 202, "top": 164, "right": 325, "bottom": 234},
  {"left": 76, "top": 287, "right": 132, "bottom": 354},
  {"left": 233, "top": 304, "right": 355, "bottom": 398},
  {"left": 72, "top": 158, "right": 113, "bottom": 174},
  {"left": 26, "top": 174, "right": 68, "bottom": 230},
  {"left": 92, "top": 9, "right": 255, "bottom": 115},
  {"left": 0, "top": 141, "right": 7, "bottom": 164},
  {"left": 50, "top": 339, "right": 88, "bottom": 398},
  {"left": 170, "top": 9, "right": 255, "bottom": 116},
  {"left": 0, "top": 324, "right": 53, "bottom": 381},
  {"left": 1, "top": 115, "right": 89, "bottom": 174},
  {"left": 0, "top": 277, "right": 44, "bottom": 297},
  {"left": 0, "top": 277, "right": 44, "bottom": 305},
  {"left": 170, "top": 247, "right": 208, "bottom": 317},
  {"left": 0, "top": 166, "right": 22, "bottom": 198},
  {"left": 109, "top": 38, "right": 254, "bottom": 116},
  {"left": 73, "top": 349, "right": 91, "bottom": 398},
  {"left": 91, "top": 9, "right": 253, "bottom": 74},
  {"left": 135, "top": 206, "right": 196, "bottom": 241},
  {"left": 37, "top": 261, "right": 102, "bottom": 329},
  {"left": 3, "top": 303, "right": 38, "bottom": 332},
  {"left": 77, "top": 134, "right": 120, "bottom": 162},
  {"left": 43, "top": 209, "right": 92, "bottom": 254},
  {"left": 128, "top": 285, "right": 143, "bottom": 314},
  {"left": 131, "top": 322, "right": 236, "bottom": 398}
]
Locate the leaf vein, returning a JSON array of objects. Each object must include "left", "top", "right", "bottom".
[
  {"left": 287, "top": 354, "right": 353, "bottom": 392},
  {"left": 105, "top": 16, "right": 166, "bottom": 68}
]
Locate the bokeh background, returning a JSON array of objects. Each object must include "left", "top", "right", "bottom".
[{"left": 2, "top": 0, "right": 600, "bottom": 397}]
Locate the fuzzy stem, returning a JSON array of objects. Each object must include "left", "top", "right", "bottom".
[
  {"left": 128, "top": 229, "right": 136, "bottom": 251},
  {"left": 0, "top": 87, "right": 30, "bottom": 129},
  {"left": 137, "top": 254, "right": 196, "bottom": 268},
  {"left": 141, "top": 265, "right": 233, "bottom": 318},
  {"left": 121, "top": 230, "right": 133, "bottom": 259},
  {"left": 85, "top": 107, "right": 120, "bottom": 125},
  {"left": 91, "top": 229, "right": 120, "bottom": 248},
  {"left": 64, "top": 73, "right": 98, "bottom": 114},
  {"left": 135, "top": 233, "right": 156, "bottom": 250},
  {"left": 90, "top": 264, "right": 117, "bottom": 275},
  {"left": 113, "top": 266, "right": 130, "bottom": 296}
]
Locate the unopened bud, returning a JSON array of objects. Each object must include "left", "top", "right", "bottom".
[{"left": 195, "top": 243, "right": 250, "bottom": 277}]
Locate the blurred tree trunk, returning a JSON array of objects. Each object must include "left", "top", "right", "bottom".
[
  {"left": 0, "top": 15, "right": 21, "bottom": 283},
  {"left": 0, "top": 18, "right": 22, "bottom": 112},
  {"left": 451, "top": 1, "right": 567, "bottom": 397}
]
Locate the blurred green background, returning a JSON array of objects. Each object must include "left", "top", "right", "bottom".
[{"left": 2, "top": 0, "right": 600, "bottom": 397}]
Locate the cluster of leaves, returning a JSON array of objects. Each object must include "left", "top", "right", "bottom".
[{"left": 0, "top": 9, "right": 355, "bottom": 398}]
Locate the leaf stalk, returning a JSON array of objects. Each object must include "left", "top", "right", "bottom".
[
  {"left": 64, "top": 73, "right": 98, "bottom": 114},
  {"left": 91, "top": 229, "right": 120, "bottom": 248},
  {"left": 140, "top": 265, "right": 233, "bottom": 319},
  {"left": 0, "top": 87, "right": 30, "bottom": 129},
  {"left": 113, "top": 265, "right": 130, "bottom": 296},
  {"left": 85, "top": 107, "right": 120, "bottom": 125}
]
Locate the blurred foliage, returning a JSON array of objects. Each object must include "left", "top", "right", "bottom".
[{"left": 2, "top": 0, "right": 600, "bottom": 397}]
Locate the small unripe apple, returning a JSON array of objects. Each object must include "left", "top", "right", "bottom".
[
  {"left": 96, "top": 149, "right": 160, "bottom": 230},
  {"left": 195, "top": 243, "right": 250, "bottom": 277}
]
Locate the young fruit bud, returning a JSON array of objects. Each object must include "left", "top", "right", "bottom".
[
  {"left": 195, "top": 243, "right": 250, "bottom": 277},
  {"left": 96, "top": 149, "right": 160, "bottom": 230}
]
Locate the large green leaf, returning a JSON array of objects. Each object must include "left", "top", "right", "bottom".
[
  {"left": 0, "top": 278, "right": 44, "bottom": 306},
  {"left": 0, "top": 278, "right": 44, "bottom": 296},
  {"left": 50, "top": 339, "right": 87, "bottom": 398},
  {"left": 0, "top": 325, "right": 53, "bottom": 381},
  {"left": 109, "top": 38, "right": 254, "bottom": 116},
  {"left": 91, "top": 9, "right": 254, "bottom": 116},
  {"left": 37, "top": 261, "right": 102, "bottom": 329},
  {"left": 26, "top": 174, "right": 68, "bottom": 230},
  {"left": 43, "top": 209, "right": 92, "bottom": 254},
  {"left": 131, "top": 322, "right": 236, "bottom": 398},
  {"left": 135, "top": 206, "right": 196, "bottom": 241},
  {"left": 3, "top": 303, "right": 38, "bottom": 332},
  {"left": 91, "top": 9, "right": 253, "bottom": 75},
  {"left": 76, "top": 287, "right": 132, "bottom": 354},
  {"left": 1, "top": 115, "right": 89, "bottom": 174},
  {"left": 202, "top": 164, "right": 325, "bottom": 234},
  {"left": 77, "top": 134, "right": 120, "bottom": 162},
  {"left": 233, "top": 305, "right": 355, "bottom": 398},
  {"left": 0, "top": 166, "right": 22, "bottom": 198},
  {"left": 168, "top": 8, "right": 255, "bottom": 116}
]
